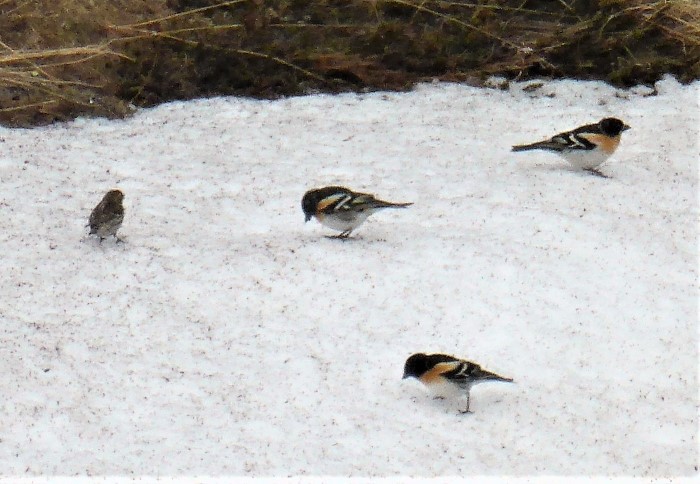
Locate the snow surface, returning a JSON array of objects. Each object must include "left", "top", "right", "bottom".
[{"left": 0, "top": 76, "right": 697, "bottom": 478}]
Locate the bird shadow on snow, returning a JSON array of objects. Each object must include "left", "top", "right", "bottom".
[
  {"left": 80, "top": 235, "right": 128, "bottom": 250},
  {"left": 519, "top": 162, "right": 630, "bottom": 184},
  {"left": 405, "top": 390, "right": 514, "bottom": 418},
  {"left": 409, "top": 394, "right": 470, "bottom": 416},
  {"left": 303, "top": 231, "right": 408, "bottom": 244}
]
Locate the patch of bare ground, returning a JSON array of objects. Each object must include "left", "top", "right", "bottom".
[{"left": 0, "top": 0, "right": 698, "bottom": 126}]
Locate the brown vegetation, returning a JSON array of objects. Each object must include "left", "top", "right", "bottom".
[{"left": 0, "top": 0, "right": 698, "bottom": 127}]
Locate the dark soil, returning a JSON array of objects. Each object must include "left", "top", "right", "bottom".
[{"left": 0, "top": 0, "right": 698, "bottom": 127}]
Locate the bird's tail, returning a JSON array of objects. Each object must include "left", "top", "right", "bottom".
[
  {"left": 351, "top": 194, "right": 413, "bottom": 211},
  {"left": 512, "top": 141, "right": 562, "bottom": 152},
  {"left": 474, "top": 368, "right": 513, "bottom": 383},
  {"left": 375, "top": 201, "right": 413, "bottom": 209}
]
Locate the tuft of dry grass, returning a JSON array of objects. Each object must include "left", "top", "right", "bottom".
[
  {"left": 0, "top": 0, "right": 698, "bottom": 127},
  {"left": 0, "top": 0, "right": 171, "bottom": 125}
]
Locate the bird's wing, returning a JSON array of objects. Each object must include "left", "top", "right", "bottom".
[
  {"left": 321, "top": 192, "right": 379, "bottom": 212},
  {"left": 441, "top": 360, "right": 478, "bottom": 383},
  {"left": 549, "top": 130, "right": 596, "bottom": 150},
  {"left": 419, "top": 361, "right": 462, "bottom": 385},
  {"left": 316, "top": 192, "right": 354, "bottom": 213},
  {"left": 89, "top": 200, "right": 109, "bottom": 228}
]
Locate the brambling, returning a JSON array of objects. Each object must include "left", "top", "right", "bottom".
[
  {"left": 301, "top": 186, "right": 412, "bottom": 239},
  {"left": 512, "top": 117, "right": 630, "bottom": 176},
  {"left": 403, "top": 353, "right": 513, "bottom": 414},
  {"left": 88, "top": 189, "right": 124, "bottom": 242}
]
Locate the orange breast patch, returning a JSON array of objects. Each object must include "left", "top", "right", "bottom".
[{"left": 580, "top": 133, "right": 621, "bottom": 154}]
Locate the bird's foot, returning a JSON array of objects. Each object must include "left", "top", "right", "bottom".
[
  {"left": 584, "top": 168, "right": 610, "bottom": 178},
  {"left": 325, "top": 232, "right": 351, "bottom": 240}
]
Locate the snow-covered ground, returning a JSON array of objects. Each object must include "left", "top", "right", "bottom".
[{"left": 0, "top": 76, "right": 697, "bottom": 478}]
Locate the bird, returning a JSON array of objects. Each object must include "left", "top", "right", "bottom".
[
  {"left": 88, "top": 189, "right": 125, "bottom": 242},
  {"left": 403, "top": 353, "right": 513, "bottom": 414},
  {"left": 301, "top": 186, "right": 412, "bottom": 239},
  {"left": 511, "top": 117, "right": 631, "bottom": 177}
]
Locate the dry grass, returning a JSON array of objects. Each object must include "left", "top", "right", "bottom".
[{"left": 0, "top": 0, "right": 698, "bottom": 127}]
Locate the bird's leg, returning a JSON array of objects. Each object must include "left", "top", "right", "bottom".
[
  {"left": 584, "top": 168, "right": 610, "bottom": 179},
  {"left": 458, "top": 394, "right": 472, "bottom": 414}
]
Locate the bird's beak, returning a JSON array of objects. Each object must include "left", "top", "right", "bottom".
[
  {"left": 304, "top": 213, "right": 312, "bottom": 223},
  {"left": 623, "top": 124, "right": 631, "bottom": 131}
]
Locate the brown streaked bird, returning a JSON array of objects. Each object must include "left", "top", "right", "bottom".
[
  {"left": 403, "top": 353, "right": 513, "bottom": 414},
  {"left": 512, "top": 117, "right": 630, "bottom": 177},
  {"left": 89, "top": 189, "right": 124, "bottom": 242},
  {"left": 301, "top": 186, "right": 412, "bottom": 239}
]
